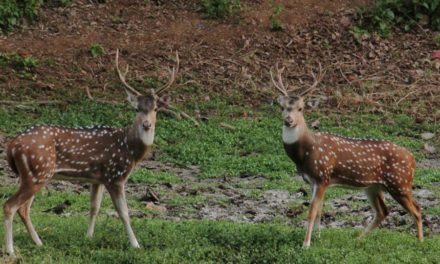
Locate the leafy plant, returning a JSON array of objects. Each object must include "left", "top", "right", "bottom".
[
  {"left": 42, "top": 0, "right": 71, "bottom": 8},
  {"left": 89, "top": 43, "right": 105, "bottom": 58},
  {"left": 0, "top": 53, "right": 38, "bottom": 72},
  {"left": 356, "top": 0, "right": 440, "bottom": 36},
  {"left": 349, "top": 26, "right": 371, "bottom": 44},
  {"left": 269, "top": 1, "right": 284, "bottom": 31},
  {"left": 200, "top": 0, "right": 241, "bottom": 20},
  {"left": 434, "top": 33, "right": 440, "bottom": 49},
  {"left": 0, "top": 0, "right": 42, "bottom": 33}
]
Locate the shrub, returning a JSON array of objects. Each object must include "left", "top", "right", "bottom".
[
  {"left": 0, "top": 53, "right": 38, "bottom": 72},
  {"left": 434, "top": 34, "right": 440, "bottom": 49},
  {"left": 89, "top": 43, "right": 105, "bottom": 58},
  {"left": 200, "top": 0, "right": 241, "bottom": 20},
  {"left": 269, "top": 1, "right": 284, "bottom": 31},
  {"left": 356, "top": 0, "right": 440, "bottom": 36},
  {"left": 0, "top": 0, "right": 42, "bottom": 33}
]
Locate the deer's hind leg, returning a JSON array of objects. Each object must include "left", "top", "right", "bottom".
[
  {"left": 390, "top": 191, "right": 423, "bottom": 241},
  {"left": 17, "top": 196, "right": 42, "bottom": 246},
  {"left": 4, "top": 153, "right": 47, "bottom": 255},
  {"left": 4, "top": 181, "right": 45, "bottom": 255},
  {"left": 87, "top": 184, "right": 104, "bottom": 238},
  {"left": 360, "top": 185, "right": 388, "bottom": 238}
]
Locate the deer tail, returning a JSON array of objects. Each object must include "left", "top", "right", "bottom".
[{"left": 6, "top": 142, "right": 18, "bottom": 175}]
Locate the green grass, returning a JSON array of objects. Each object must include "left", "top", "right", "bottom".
[
  {"left": 1, "top": 184, "right": 439, "bottom": 263},
  {"left": 129, "top": 170, "right": 182, "bottom": 185},
  {"left": 0, "top": 204, "right": 439, "bottom": 263},
  {"left": 415, "top": 168, "right": 440, "bottom": 184}
]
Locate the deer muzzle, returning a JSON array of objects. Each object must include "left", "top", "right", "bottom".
[
  {"left": 142, "top": 121, "right": 153, "bottom": 131},
  {"left": 284, "top": 120, "right": 297, "bottom": 128}
]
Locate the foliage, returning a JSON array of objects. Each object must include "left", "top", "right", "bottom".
[
  {"left": 434, "top": 33, "right": 440, "bottom": 49},
  {"left": 0, "top": 0, "right": 42, "bottom": 33},
  {"left": 350, "top": 26, "right": 371, "bottom": 44},
  {"left": 0, "top": 52, "right": 38, "bottom": 72},
  {"left": 89, "top": 43, "right": 105, "bottom": 58},
  {"left": 200, "top": 0, "right": 241, "bottom": 20},
  {"left": 356, "top": 0, "right": 440, "bottom": 36},
  {"left": 269, "top": 1, "right": 284, "bottom": 31},
  {"left": 44, "top": 0, "right": 71, "bottom": 7}
]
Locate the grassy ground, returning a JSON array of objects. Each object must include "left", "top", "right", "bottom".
[{"left": 0, "top": 98, "right": 439, "bottom": 263}]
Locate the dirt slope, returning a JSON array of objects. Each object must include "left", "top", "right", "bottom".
[{"left": 2, "top": 0, "right": 438, "bottom": 121}]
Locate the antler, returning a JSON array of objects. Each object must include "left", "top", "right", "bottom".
[
  {"left": 115, "top": 49, "right": 142, "bottom": 96},
  {"left": 155, "top": 51, "right": 180, "bottom": 95},
  {"left": 270, "top": 62, "right": 325, "bottom": 97},
  {"left": 299, "top": 63, "right": 325, "bottom": 97},
  {"left": 270, "top": 62, "right": 289, "bottom": 97},
  {"left": 115, "top": 49, "right": 179, "bottom": 96}
]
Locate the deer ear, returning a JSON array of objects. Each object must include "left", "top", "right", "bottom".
[
  {"left": 157, "top": 95, "right": 171, "bottom": 109},
  {"left": 277, "top": 95, "right": 286, "bottom": 106},
  {"left": 125, "top": 90, "right": 139, "bottom": 109}
]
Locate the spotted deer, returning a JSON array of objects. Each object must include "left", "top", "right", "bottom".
[
  {"left": 3, "top": 50, "right": 179, "bottom": 256},
  {"left": 270, "top": 63, "right": 423, "bottom": 248}
]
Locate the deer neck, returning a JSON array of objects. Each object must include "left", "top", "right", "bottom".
[
  {"left": 282, "top": 122, "right": 315, "bottom": 167},
  {"left": 125, "top": 122, "right": 154, "bottom": 163}
]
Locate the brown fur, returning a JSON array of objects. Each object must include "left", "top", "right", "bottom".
[{"left": 278, "top": 95, "right": 423, "bottom": 247}]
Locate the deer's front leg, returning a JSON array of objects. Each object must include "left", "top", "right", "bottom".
[
  {"left": 87, "top": 184, "right": 104, "bottom": 238},
  {"left": 106, "top": 182, "right": 140, "bottom": 248},
  {"left": 304, "top": 183, "right": 327, "bottom": 248}
]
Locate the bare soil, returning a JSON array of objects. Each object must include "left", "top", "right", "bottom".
[{"left": 0, "top": 0, "right": 438, "bottom": 121}]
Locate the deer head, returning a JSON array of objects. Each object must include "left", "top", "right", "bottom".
[
  {"left": 115, "top": 49, "right": 179, "bottom": 145},
  {"left": 271, "top": 62, "right": 324, "bottom": 129}
]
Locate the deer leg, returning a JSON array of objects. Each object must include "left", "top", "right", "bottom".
[
  {"left": 314, "top": 200, "right": 324, "bottom": 238},
  {"left": 360, "top": 187, "right": 388, "bottom": 238},
  {"left": 303, "top": 184, "right": 327, "bottom": 248},
  {"left": 17, "top": 196, "right": 42, "bottom": 246},
  {"left": 4, "top": 182, "right": 44, "bottom": 256},
  {"left": 87, "top": 184, "right": 104, "bottom": 238},
  {"left": 391, "top": 192, "right": 423, "bottom": 241},
  {"left": 106, "top": 183, "right": 140, "bottom": 248}
]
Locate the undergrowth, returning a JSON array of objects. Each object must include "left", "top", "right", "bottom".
[
  {"left": 200, "top": 0, "right": 241, "bottom": 21},
  {"left": 356, "top": 0, "right": 440, "bottom": 36},
  {"left": 0, "top": 0, "right": 42, "bottom": 33}
]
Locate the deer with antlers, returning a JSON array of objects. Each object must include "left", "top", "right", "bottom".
[
  {"left": 3, "top": 49, "right": 179, "bottom": 256},
  {"left": 270, "top": 63, "right": 423, "bottom": 248}
]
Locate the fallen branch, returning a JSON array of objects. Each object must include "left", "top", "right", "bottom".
[
  {"left": 180, "top": 111, "right": 200, "bottom": 127},
  {"left": 85, "top": 86, "right": 94, "bottom": 100},
  {"left": 165, "top": 105, "right": 200, "bottom": 127},
  {"left": 158, "top": 108, "right": 181, "bottom": 119},
  {"left": 219, "top": 122, "right": 236, "bottom": 130},
  {"left": 0, "top": 100, "right": 63, "bottom": 105}
]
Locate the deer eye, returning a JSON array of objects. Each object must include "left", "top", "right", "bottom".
[
  {"left": 154, "top": 107, "right": 158, "bottom": 112},
  {"left": 298, "top": 107, "right": 303, "bottom": 112},
  {"left": 135, "top": 108, "right": 140, "bottom": 112}
]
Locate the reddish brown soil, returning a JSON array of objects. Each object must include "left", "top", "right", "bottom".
[{"left": 0, "top": 0, "right": 438, "bottom": 121}]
